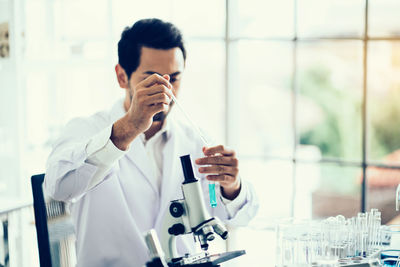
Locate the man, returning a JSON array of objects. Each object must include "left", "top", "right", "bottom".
[{"left": 45, "top": 18, "right": 258, "bottom": 266}]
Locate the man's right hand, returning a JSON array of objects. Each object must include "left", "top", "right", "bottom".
[
  {"left": 111, "top": 74, "right": 173, "bottom": 151},
  {"left": 127, "top": 74, "right": 173, "bottom": 132}
]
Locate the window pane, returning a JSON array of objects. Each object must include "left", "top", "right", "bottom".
[
  {"left": 112, "top": 0, "right": 172, "bottom": 41},
  {"left": 53, "top": 0, "right": 109, "bottom": 40},
  {"left": 25, "top": 0, "right": 53, "bottom": 60},
  {"left": 26, "top": 0, "right": 113, "bottom": 61},
  {"left": 297, "top": 163, "right": 361, "bottom": 219},
  {"left": 241, "top": 159, "right": 293, "bottom": 219},
  {"left": 177, "top": 40, "right": 225, "bottom": 143},
  {"left": 293, "top": 162, "right": 319, "bottom": 219},
  {"left": 25, "top": 72, "right": 50, "bottom": 148},
  {"left": 0, "top": 81, "right": 20, "bottom": 198},
  {"left": 172, "top": 0, "right": 225, "bottom": 38},
  {"left": 0, "top": 1, "right": 10, "bottom": 22},
  {"left": 368, "top": 41, "right": 400, "bottom": 165},
  {"left": 231, "top": 41, "right": 294, "bottom": 157},
  {"left": 24, "top": 66, "right": 121, "bottom": 176},
  {"left": 52, "top": 66, "right": 120, "bottom": 125},
  {"left": 297, "top": 0, "right": 364, "bottom": 38},
  {"left": 367, "top": 166, "right": 399, "bottom": 224},
  {"left": 369, "top": 0, "right": 400, "bottom": 38},
  {"left": 0, "top": 0, "right": 20, "bottom": 197},
  {"left": 230, "top": 0, "right": 294, "bottom": 38},
  {"left": 297, "top": 41, "right": 363, "bottom": 161}
]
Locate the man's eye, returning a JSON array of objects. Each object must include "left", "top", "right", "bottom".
[{"left": 170, "top": 78, "right": 178, "bottom": 83}]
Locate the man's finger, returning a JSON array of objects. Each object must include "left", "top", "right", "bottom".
[
  {"left": 195, "top": 156, "right": 237, "bottom": 166},
  {"left": 148, "top": 103, "right": 169, "bottom": 115},
  {"left": 143, "top": 84, "right": 173, "bottom": 97},
  {"left": 140, "top": 73, "right": 172, "bottom": 89},
  {"left": 206, "top": 174, "right": 234, "bottom": 183},
  {"left": 143, "top": 93, "right": 171, "bottom": 106},
  {"left": 198, "top": 165, "right": 238, "bottom": 176},
  {"left": 203, "top": 145, "right": 235, "bottom": 156}
]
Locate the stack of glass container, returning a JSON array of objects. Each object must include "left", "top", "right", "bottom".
[{"left": 275, "top": 209, "right": 399, "bottom": 266}]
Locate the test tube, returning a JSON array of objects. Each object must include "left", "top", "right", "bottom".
[
  {"left": 208, "top": 183, "right": 217, "bottom": 208},
  {"left": 357, "top": 212, "right": 368, "bottom": 257},
  {"left": 371, "top": 211, "right": 381, "bottom": 252}
]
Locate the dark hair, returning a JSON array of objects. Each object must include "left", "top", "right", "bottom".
[{"left": 118, "top": 18, "right": 186, "bottom": 79}]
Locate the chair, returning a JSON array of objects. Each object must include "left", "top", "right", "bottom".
[{"left": 31, "top": 174, "right": 76, "bottom": 267}]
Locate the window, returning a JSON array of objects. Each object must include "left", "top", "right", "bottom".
[
  {"left": 229, "top": 0, "right": 400, "bottom": 224},
  {"left": 16, "top": 0, "right": 227, "bottom": 198},
  {"left": 2, "top": 0, "right": 400, "bottom": 226}
]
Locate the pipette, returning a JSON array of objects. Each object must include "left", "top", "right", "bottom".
[{"left": 169, "top": 93, "right": 218, "bottom": 208}]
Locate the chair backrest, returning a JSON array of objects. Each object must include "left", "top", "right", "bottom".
[
  {"left": 31, "top": 174, "right": 76, "bottom": 267},
  {"left": 31, "top": 174, "right": 52, "bottom": 267}
]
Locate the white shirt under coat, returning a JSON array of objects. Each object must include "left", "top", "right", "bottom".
[{"left": 44, "top": 99, "right": 259, "bottom": 267}]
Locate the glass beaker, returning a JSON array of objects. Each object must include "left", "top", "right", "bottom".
[
  {"left": 276, "top": 219, "right": 295, "bottom": 266},
  {"left": 276, "top": 219, "right": 314, "bottom": 266},
  {"left": 380, "top": 225, "right": 400, "bottom": 267}
]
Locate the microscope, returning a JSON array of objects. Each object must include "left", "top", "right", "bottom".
[{"left": 144, "top": 155, "right": 245, "bottom": 267}]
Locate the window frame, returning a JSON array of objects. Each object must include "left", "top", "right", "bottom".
[{"left": 224, "top": 0, "right": 400, "bottom": 215}]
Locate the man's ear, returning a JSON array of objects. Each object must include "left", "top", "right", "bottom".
[{"left": 115, "top": 64, "right": 129, "bottom": 89}]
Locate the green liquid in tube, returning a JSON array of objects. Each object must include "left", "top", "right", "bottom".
[{"left": 209, "top": 183, "right": 217, "bottom": 208}]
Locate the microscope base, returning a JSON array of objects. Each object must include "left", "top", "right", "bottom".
[
  {"left": 169, "top": 250, "right": 245, "bottom": 267},
  {"left": 170, "top": 263, "right": 216, "bottom": 267}
]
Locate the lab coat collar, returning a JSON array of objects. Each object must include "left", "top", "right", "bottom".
[
  {"left": 110, "top": 99, "right": 184, "bottom": 209},
  {"left": 109, "top": 99, "right": 158, "bottom": 193},
  {"left": 113, "top": 99, "right": 177, "bottom": 195},
  {"left": 125, "top": 137, "right": 159, "bottom": 194}
]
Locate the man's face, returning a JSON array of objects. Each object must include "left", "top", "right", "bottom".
[{"left": 128, "top": 46, "right": 185, "bottom": 121}]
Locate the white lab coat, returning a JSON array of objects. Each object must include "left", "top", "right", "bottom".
[{"left": 45, "top": 99, "right": 258, "bottom": 267}]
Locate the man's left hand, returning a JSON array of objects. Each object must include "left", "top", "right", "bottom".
[{"left": 195, "top": 145, "right": 241, "bottom": 200}]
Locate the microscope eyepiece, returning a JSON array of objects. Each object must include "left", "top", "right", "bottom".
[{"left": 180, "top": 155, "right": 197, "bottom": 184}]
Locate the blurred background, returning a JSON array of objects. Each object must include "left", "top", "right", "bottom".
[{"left": 1, "top": 0, "right": 400, "bottom": 266}]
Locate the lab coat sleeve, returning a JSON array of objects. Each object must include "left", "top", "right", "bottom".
[
  {"left": 85, "top": 130, "right": 127, "bottom": 189},
  {"left": 219, "top": 179, "right": 249, "bottom": 217},
  {"left": 214, "top": 179, "right": 259, "bottom": 227},
  {"left": 45, "top": 118, "right": 126, "bottom": 202},
  {"left": 196, "top": 165, "right": 258, "bottom": 227}
]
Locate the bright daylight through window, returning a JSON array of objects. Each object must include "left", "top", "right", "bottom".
[
  {"left": 0, "top": 0, "right": 400, "bottom": 266},
  {"left": 1, "top": 0, "right": 399, "bottom": 225}
]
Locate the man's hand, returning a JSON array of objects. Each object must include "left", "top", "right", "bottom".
[
  {"left": 126, "top": 74, "right": 173, "bottom": 132},
  {"left": 195, "top": 145, "right": 241, "bottom": 200},
  {"left": 111, "top": 74, "right": 173, "bottom": 150}
]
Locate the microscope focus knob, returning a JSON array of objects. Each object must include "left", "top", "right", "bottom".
[
  {"left": 170, "top": 202, "right": 184, "bottom": 218},
  {"left": 168, "top": 223, "right": 186, "bottom": 236}
]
